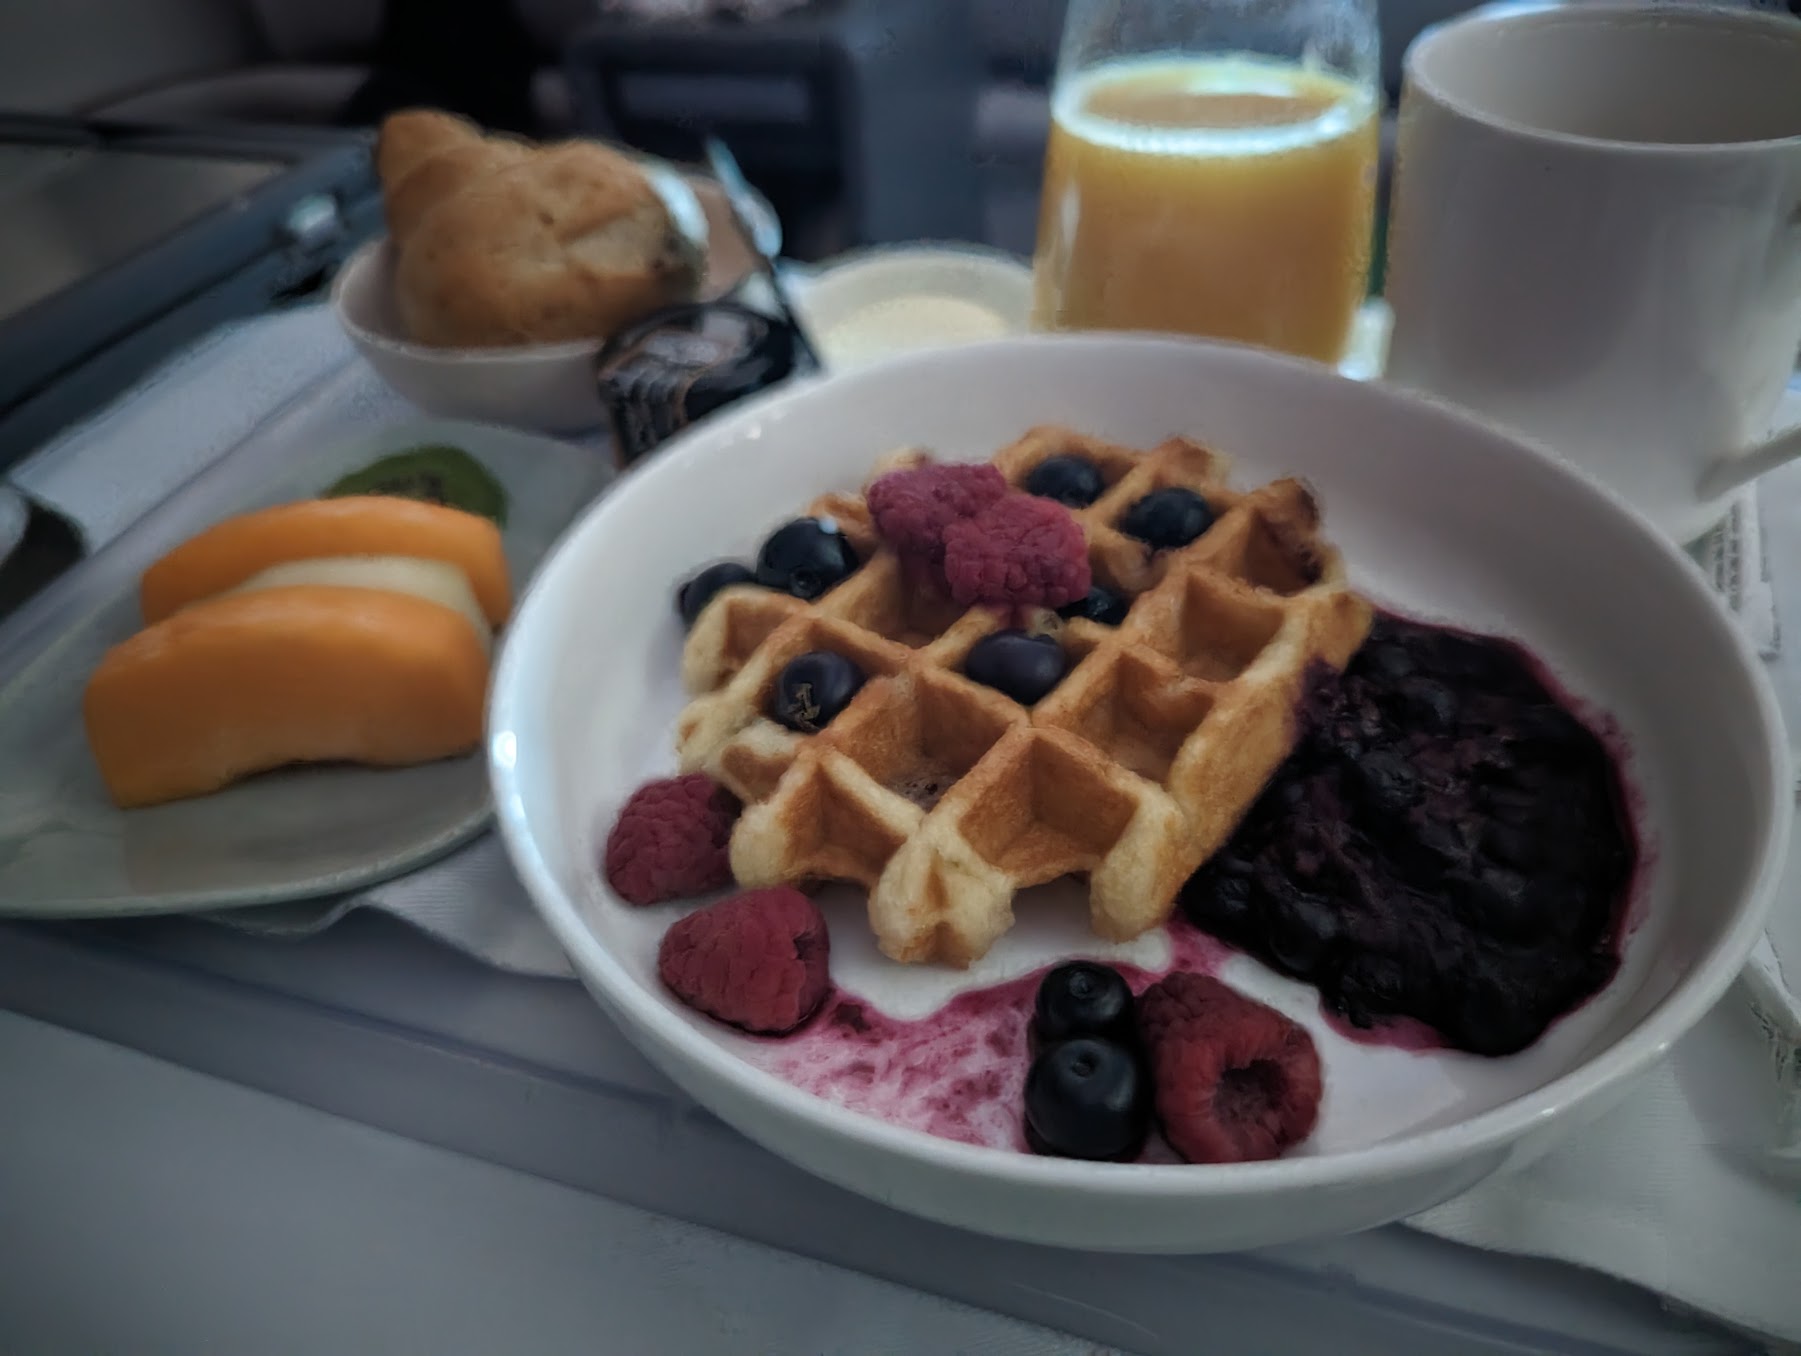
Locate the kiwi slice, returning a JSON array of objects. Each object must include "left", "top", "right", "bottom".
[{"left": 325, "top": 445, "right": 509, "bottom": 526}]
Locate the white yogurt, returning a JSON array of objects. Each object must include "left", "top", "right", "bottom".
[
  {"left": 796, "top": 245, "right": 1035, "bottom": 372},
  {"left": 818, "top": 294, "right": 1014, "bottom": 368}
]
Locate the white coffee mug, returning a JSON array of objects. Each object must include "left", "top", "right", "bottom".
[{"left": 1384, "top": 2, "right": 1801, "bottom": 542}]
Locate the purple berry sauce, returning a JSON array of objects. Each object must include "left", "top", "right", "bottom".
[
  {"left": 1180, "top": 611, "right": 1639, "bottom": 1057},
  {"left": 757, "top": 926, "right": 1227, "bottom": 1154}
]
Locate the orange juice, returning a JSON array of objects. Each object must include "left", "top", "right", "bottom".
[{"left": 1031, "top": 56, "right": 1379, "bottom": 362}]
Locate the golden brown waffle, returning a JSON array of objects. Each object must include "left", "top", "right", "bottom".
[{"left": 675, "top": 426, "right": 1372, "bottom": 967}]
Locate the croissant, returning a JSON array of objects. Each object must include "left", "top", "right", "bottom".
[{"left": 375, "top": 110, "right": 705, "bottom": 349}]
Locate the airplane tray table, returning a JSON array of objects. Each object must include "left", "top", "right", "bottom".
[
  {"left": 0, "top": 306, "right": 1777, "bottom": 1355},
  {"left": 0, "top": 910, "right": 1760, "bottom": 1356}
]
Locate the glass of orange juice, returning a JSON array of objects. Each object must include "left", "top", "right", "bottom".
[{"left": 1031, "top": 0, "right": 1381, "bottom": 365}]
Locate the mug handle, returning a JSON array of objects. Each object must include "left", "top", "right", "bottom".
[{"left": 1697, "top": 418, "right": 1801, "bottom": 501}]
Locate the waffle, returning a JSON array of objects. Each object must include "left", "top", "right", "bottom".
[{"left": 675, "top": 426, "right": 1373, "bottom": 967}]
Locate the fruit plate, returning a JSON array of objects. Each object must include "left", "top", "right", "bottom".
[
  {"left": 488, "top": 334, "right": 1791, "bottom": 1252},
  {"left": 0, "top": 416, "right": 606, "bottom": 918}
]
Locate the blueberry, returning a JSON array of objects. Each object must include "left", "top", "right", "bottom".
[
  {"left": 1478, "top": 820, "right": 1542, "bottom": 873},
  {"left": 771, "top": 652, "right": 864, "bottom": 733},
  {"left": 1505, "top": 705, "right": 1592, "bottom": 762},
  {"left": 1443, "top": 958, "right": 1554, "bottom": 1058},
  {"left": 1024, "top": 455, "right": 1105, "bottom": 508},
  {"left": 1118, "top": 487, "right": 1214, "bottom": 550},
  {"left": 1398, "top": 677, "right": 1459, "bottom": 732},
  {"left": 1330, "top": 953, "right": 1407, "bottom": 1029},
  {"left": 1260, "top": 889, "right": 1344, "bottom": 979},
  {"left": 1023, "top": 1038, "right": 1150, "bottom": 1161},
  {"left": 1057, "top": 585, "right": 1130, "bottom": 627},
  {"left": 755, "top": 518, "right": 859, "bottom": 601},
  {"left": 1349, "top": 749, "right": 1420, "bottom": 819},
  {"left": 1384, "top": 809, "right": 1471, "bottom": 875},
  {"left": 1481, "top": 782, "right": 1540, "bottom": 826},
  {"left": 1179, "top": 862, "right": 1256, "bottom": 941},
  {"left": 1416, "top": 629, "right": 1505, "bottom": 682},
  {"left": 1583, "top": 834, "right": 1635, "bottom": 897},
  {"left": 1470, "top": 740, "right": 1521, "bottom": 784},
  {"left": 1033, "top": 962, "right": 1136, "bottom": 1048},
  {"left": 963, "top": 630, "right": 1068, "bottom": 705},
  {"left": 1359, "top": 640, "right": 1417, "bottom": 682},
  {"left": 1518, "top": 874, "right": 1592, "bottom": 941},
  {"left": 676, "top": 561, "right": 756, "bottom": 628},
  {"left": 1273, "top": 778, "right": 1310, "bottom": 813},
  {"left": 1506, "top": 759, "right": 1598, "bottom": 812},
  {"left": 1569, "top": 876, "right": 1621, "bottom": 941},
  {"left": 1459, "top": 865, "right": 1543, "bottom": 943}
]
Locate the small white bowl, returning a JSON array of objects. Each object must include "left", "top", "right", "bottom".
[
  {"left": 489, "top": 333, "right": 1790, "bottom": 1252},
  {"left": 332, "top": 162, "right": 779, "bottom": 434},
  {"left": 795, "top": 243, "right": 1035, "bottom": 372}
]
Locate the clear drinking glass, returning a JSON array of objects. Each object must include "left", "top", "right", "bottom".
[{"left": 1030, "top": 0, "right": 1382, "bottom": 365}]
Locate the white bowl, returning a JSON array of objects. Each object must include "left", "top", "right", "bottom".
[
  {"left": 793, "top": 243, "right": 1035, "bottom": 371},
  {"left": 331, "top": 162, "right": 780, "bottom": 434},
  {"left": 487, "top": 334, "right": 1790, "bottom": 1251}
]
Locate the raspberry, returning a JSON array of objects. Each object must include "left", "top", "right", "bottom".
[
  {"left": 657, "top": 887, "right": 831, "bottom": 1035},
  {"left": 866, "top": 463, "right": 1008, "bottom": 574},
  {"left": 1138, "top": 972, "right": 1323, "bottom": 1164},
  {"left": 603, "top": 774, "right": 739, "bottom": 906},
  {"left": 942, "top": 493, "right": 1092, "bottom": 608}
]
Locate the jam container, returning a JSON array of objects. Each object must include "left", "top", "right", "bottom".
[{"left": 595, "top": 301, "right": 811, "bottom": 467}]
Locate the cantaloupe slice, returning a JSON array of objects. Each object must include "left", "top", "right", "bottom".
[
  {"left": 141, "top": 497, "right": 511, "bottom": 627},
  {"left": 222, "top": 554, "right": 492, "bottom": 654},
  {"left": 84, "top": 584, "right": 491, "bottom": 809}
]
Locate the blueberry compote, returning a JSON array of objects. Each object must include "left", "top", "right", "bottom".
[{"left": 1181, "top": 613, "right": 1636, "bottom": 1057}]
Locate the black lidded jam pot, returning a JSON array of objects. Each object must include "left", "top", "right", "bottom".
[{"left": 595, "top": 301, "right": 810, "bottom": 469}]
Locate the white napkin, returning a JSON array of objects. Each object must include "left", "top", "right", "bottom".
[
  {"left": 1409, "top": 1001, "right": 1801, "bottom": 1346},
  {"left": 213, "top": 836, "right": 578, "bottom": 978},
  {"left": 6, "top": 308, "right": 353, "bottom": 548},
  {"left": 349, "top": 837, "right": 578, "bottom": 976},
  {"left": 1694, "top": 488, "right": 1782, "bottom": 659},
  {"left": 1745, "top": 934, "right": 1801, "bottom": 1186}
]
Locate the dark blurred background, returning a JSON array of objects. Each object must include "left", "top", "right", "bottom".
[
  {"left": 5, "top": 0, "right": 1793, "bottom": 479},
  {"left": 0, "top": 0, "right": 1496, "bottom": 259}
]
